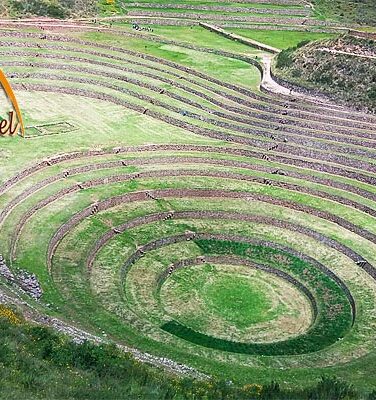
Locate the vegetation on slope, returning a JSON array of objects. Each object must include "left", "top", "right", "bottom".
[
  {"left": 0, "top": 306, "right": 375, "bottom": 400},
  {"left": 3, "top": 0, "right": 97, "bottom": 18},
  {"left": 0, "top": 305, "right": 246, "bottom": 400},
  {"left": 274, "top": 35, "right": 376, "bottom": 112},
  {"left": 313, "top": 0, "right": 376, "bottom": 25}
]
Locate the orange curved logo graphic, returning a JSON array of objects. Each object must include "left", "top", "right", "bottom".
[{"left": 0, "top": 69, "right": 25, "bottom": 137}]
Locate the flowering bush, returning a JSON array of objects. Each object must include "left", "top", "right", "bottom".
[{"left": 0, "top": 304, "right": 22, "bottom": 324}]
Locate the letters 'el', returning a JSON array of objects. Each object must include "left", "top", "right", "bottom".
[{"left": 0, "top": 69, "right": 25, "bottom": 137}]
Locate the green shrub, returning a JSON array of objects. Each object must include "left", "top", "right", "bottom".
[
  {"left": 8, "top": 0, "right": 97, "bottom": 18},
  {"left": 10, "top": 0, "right": 69, "bottom": 18},
  {"left": 313, "top": 0, "right": 376, "bottom": 25},
  {"left": 308, "top": 376, "right": 356, "bottom": 400},
  {"left": 274, "top": 35, "right": 376, "bottom": 112},
  {"left": 0, "top": 314, "right": 374, "bottom": 399},
  {"left": 368, "top": 390, "right": 376, "bottom": 400},
  {"left": 276, "top": 49, "right": 294, "bottom": 69}
]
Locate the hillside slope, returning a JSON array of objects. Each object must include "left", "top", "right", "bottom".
[
  {"left": 0, "top": 0, "right": 97, "bottom": 18},
  {"left": 0, "top": 304, "right": 373, "bottom": 400},
  {"left": 313, "top": 0, "right": 376, "bottom": 25},
  {"left": 274, "top": 35, "right": 376, "bottom": 112}
]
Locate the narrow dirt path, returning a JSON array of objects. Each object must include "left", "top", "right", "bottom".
[
  {"left": 260, "top": 55, "right": 337, "bottom": 106},
  {"left": 318, "top": 47, "right": 376, "bottom": 60}
]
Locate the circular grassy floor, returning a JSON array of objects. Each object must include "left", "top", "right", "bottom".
[{"left": 160, "top": 263, "right": 313, "bottom": 342}]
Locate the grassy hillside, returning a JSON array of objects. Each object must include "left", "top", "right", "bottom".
[
  {"left": 3, "top": 0, "right": 97, "bottom": 18},
  {"left": 313, "top": 0, "right": 376, "bottom": 25},
  {"left": 274, "top": 35, "right": 376, "bottom": 112},
  {"left": 1, "top": 305, "right": 375, "bottom": 400}
]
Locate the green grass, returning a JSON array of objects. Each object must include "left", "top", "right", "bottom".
[
  {"left": 119, "top": 0, "right": 306, "bottom": 11},
  {"left": 159, "top": 262, "right": 301, "bottom": 339},
  {"left": 6, "top": 0, "right": 97, "bottom": 18},
  {"left": 82, "top": 30, "right": 263, "bottom": 89},
  {"left": 119, "top": 25, "right": 267, "bottom": 57},
  {"left": 0, "top": 16, "right": 376, "bottom": 396},
  {"left": 160, "top": 239, "right": 353, "bottom": 356},
  {"left": 313, "top": 0, "right": 376, "bottom": 25},
  {"left": 4, "top": 179, "right": 376, "bottom": 387},
  {"left": 1, "top": 310, "right": 371, "bottom": 399},
  {"left": 228, "top": 28, "right": 335, "bottom": 49},
  {"left": 52, "top": 213, "right": 376, "bottom": 388},
  {"left": 0, "top": 312, "right": 180, "bottom": 400},
  {"left": 200, "top": 270, "right": 276, "bottom": 326},
  {"left": 122, "top": 6, "right": 305, "bottom": 18}
]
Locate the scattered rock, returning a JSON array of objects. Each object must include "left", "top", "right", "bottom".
[
  {"left": 17, "top": 271, "right": 43, "bottom": 300},
  {"left": 0, "top": 255, "right": 15, "bottom": 281},
  {"left": 0, "top": 254, "right": 43, "bottom": 300}
]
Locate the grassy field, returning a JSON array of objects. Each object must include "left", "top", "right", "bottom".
[
  {"left": 160, "top": 262, "right": 313, "bottom": 343},
  {"left": 227, "top": 28, "right": 335, "bottom": 49},
  {"left": 0, "top": 1, "right": 376, "bottom": 398}
]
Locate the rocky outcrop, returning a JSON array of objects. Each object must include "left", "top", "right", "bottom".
[{"left": 0, "top": 255, "right": 43, "bottom": 300}]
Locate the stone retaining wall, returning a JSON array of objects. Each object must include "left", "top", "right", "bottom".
[
  {"left": 126, "top": 3, "right": 311, "bottom": 16},
  {"left": 200, "top": 22, "right": 280, "bottom": 53}
]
